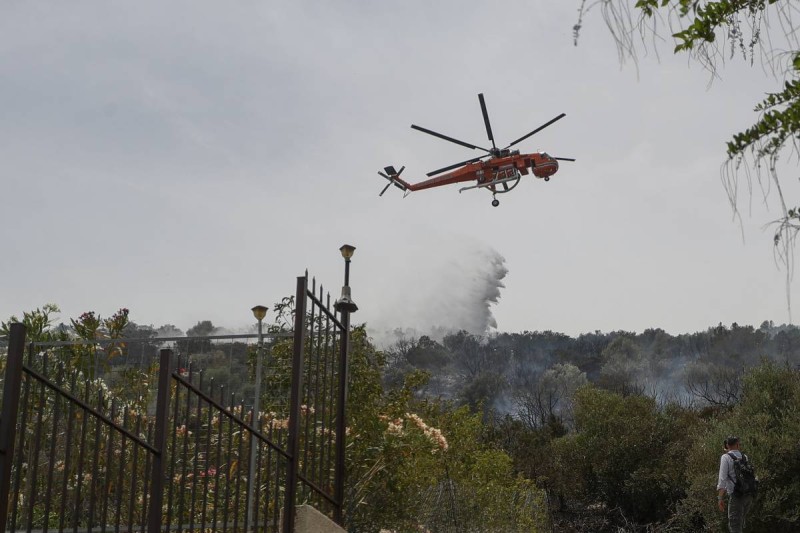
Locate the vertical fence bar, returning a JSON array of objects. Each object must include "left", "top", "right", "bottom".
[
  {"left": 59, "top": 371, "right": 79, "bottom": 533},
  {"left": 222, "top": 394, "right": 234, "bottom": 533},
  {"left": 74, "top": 384, "right": 90, "bottom": 533},
  {"left": 200, "top": 382, "right": 213, "bottom": 533},
  {"left": 42, "top": 367, "right": 65, "bottom": 533},
  {"left": 87, "top": 391, "right": 103, "bottom": 533},
  {"left": 177, "top": 372, "right": 191, "bottom": 533},
  {"left": 233, "top": 400, "right": 244, "bottom": 533},
  {"left": 101, "top": 402, "right": 116, "bottom": 533},
  {"left": 147, "top": 349, "right": 173, "bottom": 533},
  {"left": 0, "top": 323, "right": 26, "bottom": 531},
  {"left": 318, "top": 294, "right": 332, "bottom": 491},
  {"left": 127, "top": 413, "right": 141, "bottom": 531},
  {"left": 26, "top": 353, "right": 48, "bottom": 533},
  {"left": 141, "top": 422, "right": 154, "bottom": 529},
  {"left": 269, "top": 424, "right": 280, "bottom": 532},
  {"left": 190, "top": 372, "right": 203, "bottom": 533},
  {"left": 283, "top": 276, "right": 308, "bottom": 533},
  {"left": 302, "top": 279, "right": 317, "bottom": 488},
  {"left": 253, "top": 418, "right": 262, "bottom": 533},
  {"left": 115, "top": 408, "right": 129, "bottom": 533},
  {"left": 212, "top": 388, "right": 224, "bottom": 533}
]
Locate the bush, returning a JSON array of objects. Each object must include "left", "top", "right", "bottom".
[
  {"left": 675, "top": 361, "right": 800, "bottom": 532},
  {"left": 546, "top": 386, "right": 699, "bottom": 526}
]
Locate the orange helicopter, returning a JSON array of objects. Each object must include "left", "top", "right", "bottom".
[{"left": 378, "top": 93, "right": 574, "bottom": 207}]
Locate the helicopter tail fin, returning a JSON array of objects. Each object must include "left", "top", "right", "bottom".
[{"left": 377, "top": 165, "right": 410, "bottom": 197}]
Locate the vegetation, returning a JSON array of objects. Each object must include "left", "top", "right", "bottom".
[
  {"left": 574, "top": 0, "right": 800, "bottom": 212},
  {"left": 385, "top": 324, "right": 800, "bottom": 531},
  {"left": 574, "top": 1, "right": 800, "bottom": 317},
  {"left": 1, "top": 307, "right": 550, "bottom": 532},
  {"left": 345, "top": 327, "right": 547, "bottom": 531},
  {"left": 4, "top": 305, "right": 800, "bottom": 531}
]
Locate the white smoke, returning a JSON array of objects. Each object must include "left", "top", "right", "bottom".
[{"left": 367, "top": 237, "right": 507, "bottom": 347}]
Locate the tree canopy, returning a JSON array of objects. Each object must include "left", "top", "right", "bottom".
[{"left": 575, "top": 1, "right": 800, "bottom": 314}]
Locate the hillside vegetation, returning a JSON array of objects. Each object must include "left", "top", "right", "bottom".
[{"left": 2, "top": 308, "right": 799, "bottom": 531}]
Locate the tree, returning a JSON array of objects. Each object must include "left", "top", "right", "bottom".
[
  {"left": 514, "top": 363, "right": 587, "bottom": 430},
  {"left": 676, "top": 361, "right": 800, "bottom": 531},
  {"left": 186, "top": 320, "right": 215, "bottom": 337},
  {"left": 1, "top": 303, "right": 66, "bottom": 344},
  {"left": 598, "top": 335, "right": 647, "bottom": 395},
  {"left": 444, "top": 330, "right": 492, "bottom": 379},
  {"left": 344, "top": 326, "right": 548, "bottom": 532},
  {"left": 156, "top": 323, "right": 184, "bottom": 338},
  {"left": 575, "top": 0, "right": 800, "bottom": 316},
  {"left": 547, "top": 385, "right": 699, "bottom": 526}
]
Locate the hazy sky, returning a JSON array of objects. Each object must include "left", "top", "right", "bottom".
[{"left": 2, "top": 1, "right": 797, "bottom": 339}]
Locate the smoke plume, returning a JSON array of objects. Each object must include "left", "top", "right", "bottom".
[{"left": 367, "top": 238, "right": 507, "bottom": 347}]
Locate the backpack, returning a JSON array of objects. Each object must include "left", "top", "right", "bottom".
[{"left": 728, "top": 452, "right": 759, "bottom": 496}]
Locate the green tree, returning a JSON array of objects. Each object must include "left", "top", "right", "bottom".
[
  {"left": 598, "top": 336, "right": 646, "bottom": 395},
  {"left": 345, "top": 326, "right": 548, "bottom": 532},
  {"left": 677, "top": 361, "right": 800, "bottom": 531},
  {"left": 1, "top": 303, "right": 66, "bottom": 344},
  {"left": 575, "top": 0, "right": 800, "bottom": 315},
  {"left": 547, "top": 385, "right": 700, "bottom": 526}
]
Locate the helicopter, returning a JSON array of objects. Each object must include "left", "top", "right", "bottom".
[{"left": 378, "top": 93, "right": 574, "bottom": 207}]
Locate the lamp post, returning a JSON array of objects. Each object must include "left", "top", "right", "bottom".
[
  {"left": 246, "top": 305, "right": 267, "bottom": 532},
  {"left": 333, "top": 244, "right": 357, "bottom": 524}
]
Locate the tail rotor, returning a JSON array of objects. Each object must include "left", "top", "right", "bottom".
[{"left": 378, "top": 165, "right": 408, "bottom": 196}]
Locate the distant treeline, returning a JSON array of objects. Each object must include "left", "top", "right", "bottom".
[{"left": 383, "top": 321, "right": 800, "bottom": 425}]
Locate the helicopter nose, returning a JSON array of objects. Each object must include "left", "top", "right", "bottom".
[{"left": 533, "top": 158, "right": 558, "bottom": 178}]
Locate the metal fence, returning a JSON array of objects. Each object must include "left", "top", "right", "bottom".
[{"left": 0, "top": 274, "right": 351, "bottom": 533}]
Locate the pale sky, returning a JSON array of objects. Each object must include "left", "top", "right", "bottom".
[{"left": 2, "top": 1, "right": 797, "bottom": 339}]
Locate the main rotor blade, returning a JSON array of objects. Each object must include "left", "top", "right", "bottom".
[
  {"left": 379, "top": 181, "right": 393, "bottom": 196},
  {"left": 555, "top": 157, "right": 576, "bottom": 162},
  {"left": 426, "top": 155, "right": 487, "bottom": 177},
  {"left": 506, "top": 113, "right": 566, "bottom": 148},
  {"left": 478, "top": 93, "right": 496, "bottom": 150},
  {"left": 411, "top": 124, "right": 490, "bottom": 153}
]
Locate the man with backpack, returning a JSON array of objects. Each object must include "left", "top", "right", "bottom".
[{"left": 717, "top": 435, "right": 757, "bottom": 532}]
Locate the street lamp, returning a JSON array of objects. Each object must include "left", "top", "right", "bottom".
[
  {"left": 334, "top": 244, "right": 358, "bottom": 313},
  {"left": 333, "top": 244, "right": 357, "bottom": 524},
  {"left": 246, "top": 305, "right": 267, "bottom": 532}
]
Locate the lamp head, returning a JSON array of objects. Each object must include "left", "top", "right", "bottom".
[
  {"left": 339, "top": 244, "right": 356, "bottom": 260},
  {"left": 251, "top": 305, "right": 268, "bottom": 321}
]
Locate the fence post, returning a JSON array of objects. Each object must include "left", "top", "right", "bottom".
[
  {"left": 283, "top": 276, "right": 308, "bottom": 533},
  {"left": 0, "top": 323, "right": 26, "bottom": 531},
  {"left": 148, "top": 349, "right": 173, "bottom": 533}
]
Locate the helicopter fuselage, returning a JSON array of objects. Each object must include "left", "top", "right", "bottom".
[{"left": 404, "top": 151, "right": 558, "bottom": 191}]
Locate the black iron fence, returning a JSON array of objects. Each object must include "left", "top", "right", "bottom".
[{"left": 0, "top": 274, "right": 351, "bottom": 533}]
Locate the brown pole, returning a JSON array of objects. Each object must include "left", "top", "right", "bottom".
[
  {"left": 333, "top": 307, "right": 350, "bottom": 525},
  {"left": 283, "top": 276, "right": 307, "bottom": 533},
  {"left": 0, "top": 323, "right": 26, "bottom": 531},
  {"left": 147, "top": 349, "right": 172, "bottom": 533}
]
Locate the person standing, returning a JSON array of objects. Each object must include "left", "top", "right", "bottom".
[{"left": 717, "top": 436, "right": 755, "bottom": 533}]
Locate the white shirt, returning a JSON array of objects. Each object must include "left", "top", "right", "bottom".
[{"left": 717, "top": 450, "right": 741, "bottom": 495}]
